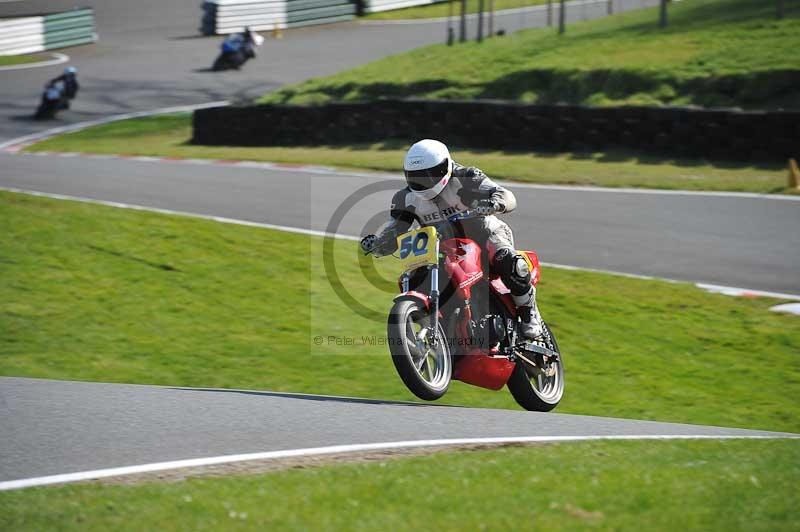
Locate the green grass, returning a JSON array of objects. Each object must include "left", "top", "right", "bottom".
[
  {"left": 2, "top": 190, "right": 799, "bottom": 433},
  {"left": 263, "top": 0, "right": 800, "bottom": 109},
  {"left": 1, "top": 440, "right": 799, "bottom": 530},
  {"left": 364, "top": 0, "right": 546, "bottom": 20},
  {"left": 0, "top": 53, "right": 50, "bottom": 67},
  {"left": 25, "top": 114, "right": 791, "bottom": 193}
]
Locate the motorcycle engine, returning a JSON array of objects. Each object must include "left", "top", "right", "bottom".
[{"left": 473, "top": 315, "right": 506, "bottom": 350}]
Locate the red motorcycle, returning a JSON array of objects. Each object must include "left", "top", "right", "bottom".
[{"left": 367, "top": 212, "right": 564, "bottom": 411}]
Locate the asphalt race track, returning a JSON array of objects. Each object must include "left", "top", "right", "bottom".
[
  {"left": 1, "top": 0, "right": 798, "bottom": 488},
  {"left": 1, "top": 377, "right": 796, "bottom": 486},
  {"left": 1, "top": 152, "right": 799, "bottom": 294}
]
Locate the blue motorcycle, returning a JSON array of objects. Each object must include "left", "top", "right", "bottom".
[{"left": 212, "top": 28, "right": 263, "bottom": 71}]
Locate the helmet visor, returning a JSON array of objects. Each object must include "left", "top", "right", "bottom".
[{"left": 405, "top": 159, "right": 450, "bottom": 191}]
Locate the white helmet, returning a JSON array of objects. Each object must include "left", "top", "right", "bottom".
[
  {"left": 403, "top": 139, "right": 453, "bottom": 200},
  {"left": 64, "top": 66, "right": 77, "bottom": 75}
]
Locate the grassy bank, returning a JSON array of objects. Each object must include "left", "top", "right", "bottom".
[
  {"left": 0, "top": 53, "right": 51, "bottom": 67},
  {"left": 1, "top": 440, "right": 799, "bottom": 530},
  {"left": 265, "top": 0, "right": 800, "bottom": 109},
  {"left": 25, "top": 114, "right": 790, "bottom": 193},
  {"left": 1, "top": 190, "right": 798, "bottom": 432},
  {"left": 364, "top": 0, "right": 546, "bottom": 20}
]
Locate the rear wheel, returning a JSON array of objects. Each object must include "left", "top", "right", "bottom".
[
  {"left": 34, "top": 101, "right": 55, "bottom": 120},
  {"left": 212, "top": 54, "right": 227, "bottom": 71},
  {"left": 387, "top": 299, "right": 451, "bottom": 400},
  {"left": 507, "top": 322, "right": 564, "bottom": 411}
]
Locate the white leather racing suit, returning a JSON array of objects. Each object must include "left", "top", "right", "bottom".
[{"left": 373, "top": 163, "right": 535, "bottom": 311}]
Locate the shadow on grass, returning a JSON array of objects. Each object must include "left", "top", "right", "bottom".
[
  {"left": 270, "top": 79, "right": 455, "bottom": 105},
  {"left": 187, "top": 136, "right": 782, "bottom": 173},
  {"left": 269, "top": 68, "right": 800, "bottom": 110},
  {"left": 173, "top": 387, "right": 464, "bottom": 408},
  {"left": 543, "top": 149, "right": 783, "bottom": 172}
]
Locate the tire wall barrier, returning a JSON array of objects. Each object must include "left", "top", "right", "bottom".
[
  {"left": 193, "top": 100, "right": 800, "bottom": 162},
  {"left": 201, "top": 0, "right": 356, "bottom": 34},
  {"left": 0, "top": 7, "right": 95, "bottom": 55}
]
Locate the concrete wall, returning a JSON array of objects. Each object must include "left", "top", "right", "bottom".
[{"left": 193, "top": 100, "right": 800, "bottom": 161}]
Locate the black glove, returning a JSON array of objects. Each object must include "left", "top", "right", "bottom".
[
  {"left": 360, "top": 234, "right": 377, "bottom": 254},
  {"left": 474, "top": 198, "right": 502, "bottom": 216}
]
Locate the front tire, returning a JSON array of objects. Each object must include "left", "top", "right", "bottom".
[
  {"left": 387, "top": 299, "right": 451, "bottom": 401},
  {"left": 507, "top": 322, "right": 564, "bottom": 411}
]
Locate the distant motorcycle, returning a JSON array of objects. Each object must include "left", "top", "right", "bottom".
[
  {"left": 212, "top": 29, "right": 264, "bottom": 71},
  {"left": 34, "top": 66, "right": 79, "bottom": 120},
  {"left": 34, "top": 81, "right": 68, "bottom": 120}
]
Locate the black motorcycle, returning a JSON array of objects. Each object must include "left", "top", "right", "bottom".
[
  {"left": 34, "top": 81, "right": 68, "bottom": 120},
  {"left": 34, "top": 69, "right": 79, "bottom": 120}
]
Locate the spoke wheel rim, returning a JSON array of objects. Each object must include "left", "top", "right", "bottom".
[
  {"left": 525, "top": 330, "right": 564, "bottom": 404},
  {"left": 406, "top": 309, "right": 450, "bottom": 391}
]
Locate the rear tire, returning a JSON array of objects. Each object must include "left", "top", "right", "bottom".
[
  {"left": 507, "top": 322, "right": 564, "bottom": 411},
  {"left": 212, "top": 55, "right": 227, "bottom": 71},
  {"left": 34, "top": 103, "right": 55, "bottom": 120},
  {"left": 387, "top": 299, "right": 451, "bottom": 401}
]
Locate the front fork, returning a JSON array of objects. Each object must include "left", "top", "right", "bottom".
[
  {"left": 429, "top": 263, "right": 440, "bottom": 347},
  {"left": 399, "top": 247, "right": 441, "bottom": 348},
  {"left": 429, "top": 236, "right": 441, "bottom": 347}
]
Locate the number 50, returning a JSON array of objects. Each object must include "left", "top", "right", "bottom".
[{"left": 399, "top": 232, "right": 429, "bottom": 259}]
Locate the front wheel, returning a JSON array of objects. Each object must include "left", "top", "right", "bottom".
[
  {"left": 387, "top": 299, "right": 451, "bottom": 401},
  {"left": 507, "top": 322, "right": 564, "bottom": 411}
]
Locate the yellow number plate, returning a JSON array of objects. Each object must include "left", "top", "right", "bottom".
[{"left": 396, "top": 226, "right": 438, "bottom": 273}]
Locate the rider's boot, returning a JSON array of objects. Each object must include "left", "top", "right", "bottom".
[{"left": 514, "top": 288, "right": 543, "bottom": 341}]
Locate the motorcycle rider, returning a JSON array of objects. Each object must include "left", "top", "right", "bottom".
[
  {"left": 360, "top": 139, "right": 543, "bottom": 340},
  {"left": 48, "top": 66, "right": 79, "bottom": 105},
  {"left": 241, "top": 27, "right": 257, "bottom": 59},
  {"left": 224, "top": 27, "right": 257, "bottom": 61}
]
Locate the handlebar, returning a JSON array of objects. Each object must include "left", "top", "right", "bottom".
[
  {"left": 362, "top": 232, "right": 395, "bottom": 256},
  {"left": 447, "top": 209, "right": 479, "bottom": 223},
  {"left": 363, "top": 209, "right": 482, "bottom": 256}
]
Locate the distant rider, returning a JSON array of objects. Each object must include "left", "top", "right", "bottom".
[
  {"left": 224, "top": 27, "right": 257, "bottom": 60},
  {"left": 52, "top": 66, "right": 79, "bottom": 97},
  {"left": 360, "top": 139, "right": 543, "bottom": 340},
  {"left": 47, "top": 66, "right": 79, "bottom": 108},
  {"left": 241, "top": 27, "right": 257, "bottom": 59}
]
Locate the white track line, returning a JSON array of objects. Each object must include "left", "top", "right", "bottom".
[
  {"left": 0, "top": 186, "right": 359, "bottom": 241},
  {"left": 503, "top": 182, "right": 800, "bottom": 202},
  {"left": 696, "top": 283, "right": 800, "bottom": 301},
  {"left": 541, "top": 262, "right": 800, "bottom": 301},
  {"left": 2, "top": 186, "right": 798, "bottom": 300},
  {"left": 1, "top": 434, "right": 796, "bottom": 491},
  {"left": 0, "top": 52, "right": 69, "bottom": 72}
]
